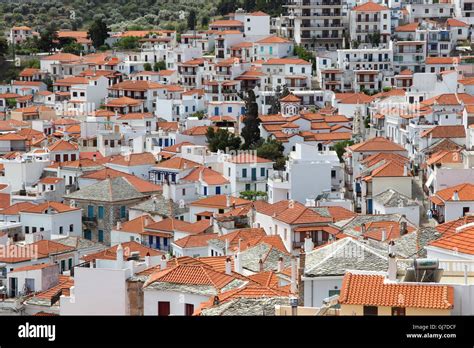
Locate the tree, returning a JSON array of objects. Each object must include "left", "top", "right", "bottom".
[
  {"left": 38, "top": 23, "right": 58, "bottom": 53},
  {"left": 240, "top": 190, "right": 267, "bottom": 201},
  {"left": 201, "top": 16, "right": 209, "bottom": 29},
  {"left": 88, "top": 18, "right": 109, "bottom": 49},
  {"left": 143, "top": 62, "right": 152, "bottom": 71},
  {"left": 294, "top": 45, "right": 316, "bottom": 71},
  {"left": 0, "top": 37, "right": 8, "bottom": 56},
  {"left": 153, "top": 60, "right": 166, "bottom": 71},
  {"left": 62, "top": 42, "right": 83, "bottom": 55},
  {"left": 244, "top": 0, "right": 256, "bottom": 12},
  {"left": 206, "top": 127, "right": 242, "bottom": 152},
  {"left": 187, "top": 9, "right": 196, "bottom": 31},
  {"left": 268, "top": 85, "right": 290, "bottom": 115},
  {"left": 333, "top": 140, "right": 354, "bottom": 162},
  {"left": 240, "top": 89, "right": 260, "bottom": 149},
  {"left": 114, "top": 36, "right": 140, "bottom": 50},
  {"left": 256, "top": 138, "right": 286, "bottom": 170}
]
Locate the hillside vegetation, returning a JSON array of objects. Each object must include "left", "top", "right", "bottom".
[{"left": 0, "top": 0, "right": 284, "bottom": 32}]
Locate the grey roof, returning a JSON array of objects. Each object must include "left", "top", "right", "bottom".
[
  {"left": 336, "top": 213, "right": 413, "bottom": 238},
  {"left": 53, "top": 236, "right": 104, "bottom": 250},
  {"left": 240, "top": 243, "right": 291, "bottom": 273},
  {"left": 304, "top": 238, "right": 388, "bottom": 277},
  {"left": 200, "top": 297, "right": 290, "bottom": 316},
  {"left": 373, "top": 189, "right": 420, "bottom": 208},
  {"left": 367, "top": 227, "right": 441, "bottom": 259},
  {"left": 130, "top": 195, "right": 188, "bottom": 217},
  {"left": 144, "top": 278, "right": 245, "bottom": 296},
  {"left": 65, "top": 176, "right": 144, "bottom": 202}
]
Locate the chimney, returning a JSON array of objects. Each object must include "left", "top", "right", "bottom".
[
  {"left": 381, "top": 229, "right": 387, "bottom": 242},
  {"left": 452, "top": 190, "right": 459, "bottom": 201},
  {"left": 304, "top": 233, "right": 314, "bottom": 253},
  {"left": 361, "top": 223, "right": 366, "bottom": 235},
  {"left": 277, "top": 256, "right": 283, "bottom": 272},
  {"left": 234, "top": 252, "right": 242, "bottom": 274},
  {"left": 116, "top": 221, "right": 122, "bottom": 230},
  {"left": 116, "top": 243, "right": 124, "bottom": 269},
  {"left": 145, "top": 252, "right": 150, "bottom": 267},
  {"left": 224, "top": 238, "right": 229, "bottom": 256},
  {"left": 258, "top": 258, "right": 264, "bottom": 272},
  {"left": 199, "top": 168, "right": 203, "bottom": 182},
  {"left": 290, "top": 256, "right": 297, "bottom": 294},
  {"left": 387, "top": 240, "right": 397, "bottom": 281},
  {"left": 403, "top": 165, "right": 408, "bottom": 176},
  {"left": 160, "top": 254, "right": 167, "bottom": 270},
  {"left": 162, "top": 179, "right": 170, "bottom": 200},
  {"left": 225, "top": 257, "right": 232, "bottom": 275},
  {"left": 400, "top": 221, "right": 407, "bottom": 236},
  {"left": 226, "top": 195, "right": 231, "bottom": 207},
  {"left": 298, "top": 248, "right": 305, "bottom": 306}
]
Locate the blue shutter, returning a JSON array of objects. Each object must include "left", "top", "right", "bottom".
[{"left": 216, "top": 186, "right": 221, "bottom": 194}]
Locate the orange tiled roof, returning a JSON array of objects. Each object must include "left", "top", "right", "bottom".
[
  {"left": 228, "top": 154, "right": 272, "bottom": 164},
  {"left": 447, "top": 18, "right": 469, "bottom": 27},
  {"left": 48, "top": 139, "right": 78, "bottom": 152},
  {"left": 431, "top": 183, "right": 474, "bottom": 203},
  {"left": 349, "top": 137, "right": 406, "bottom": 152},
  {"left": 0, "top": 202, "right": 36, "bottom": 215},
  {"left": 425, "top": 57, "right": 460, "bottom": 65},
  {"left": 115, "top": 214, "right": 156, "bottom": 234},
  {"left": 395, "top": 23, "right": 419, "bottom": 32},
  {"left": 22, "top": 201, "right": 79, "bottom": 214},
  {"left": 257, "top": 35, "right": 291, "bottom": 44},
  {"left": 108, "top": 152, "right": 156, "bottom": 166},
  {"left": 429, "top": 225, "right": 474, "bottom": 255},
  {"left": 420, "top": 125, "right": 465, "bottom": 139},
  {"left": 173, "top": 233, "right": 218, "bottom": 248},
  {"left": 436, "top": 215, "right": 474, "bottom": 236},
  {"left": 146, "top": 218, "right": 211, "bottom": 235},
  {"left": 144, "top": 264, "right": 237, "bottom": 289},
  {"left": 339, "top": 272, "right": 454, "bottom": 309},
  {"left": 82, "top": 241, "right": 163, "bottom": 262},
  {"left": 154, "top": 157, "right": 200, "bottom": 170},
  {"left": 353, "top": 1, "right": 389, "bottom": 11},
  {"left": 181, "top": 166, "right": 229, "bottom": 185},
  {"left": 189, "top": 195, "right": 250, "bottom": 209}
]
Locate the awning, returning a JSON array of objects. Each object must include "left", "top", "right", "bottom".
[{"left": 425, "top": 173, "right": 435, "bottom": 188}]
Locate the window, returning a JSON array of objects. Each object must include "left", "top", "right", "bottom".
[
  {"left": 60, "top": 260, "right": 66, "bottom": 272},
  {"left": 261, "top": 168, "right": 265, "bottom": 177},
  {"left": 363, "top": 306, "right": 378, "bottom": 316},
  {"left": 463, "top": 207, "right": 470, "bottom": 216},
  {"left": 216, "top": 186, "right": 221, "bottom": 194},
  {"left": 88, "top": 205, "right": 94, "bottom": 218},
  {"left": 391, "top": 307, "right": 406, "bottom": 316},
  {"left": 98, "top": 206, "right": 104, "bottom": 219},
  {"left": 69, "top": 224, "right": 74, "bottom": 232},
  {"left": 227, "top": 107, "right": 232, "bottom": 113},
  {"left": 98, "top": 230, "right": 104, "bottom": 242},
  {"left": 182, "top": 188, "right": 186, "bottom": 196},
  {"left": 158, "top": 301, "right": 170, "bottom": 316},
  {"left": 185, "top": 303, "right": 194, "bottom": 316},
  {"left": 59, "top": 226, "right": 63, "bottom": 234},
  {"left": 120, "top": 206, "right": 126, "bottom": 219},
  {"left": 331, "top": 170, "right": 336, "bottom": 178},
  {"left": 68, "top": 258, "right": 73, "bottom": 270},
  {"left": 242, "top": 168, "right": 247, "bottom": 178}
]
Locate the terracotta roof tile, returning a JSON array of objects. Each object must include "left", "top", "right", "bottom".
[{"left": 339, "top": 272, "right": 454, "bottom": 309}]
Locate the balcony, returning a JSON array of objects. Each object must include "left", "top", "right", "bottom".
[{"left": 82, "top": 216, "right": 97, "bottom": 225}]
